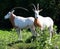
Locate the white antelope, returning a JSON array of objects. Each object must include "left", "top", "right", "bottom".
[
  {"left": 4, "top": 7, "right": 37, "bottom": 41},
  {"left": 32, "top": 4, "right": 54, "bottom": 44}
]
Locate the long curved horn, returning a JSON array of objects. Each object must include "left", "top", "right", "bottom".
[
  {"left": 37, "top": 3, "right": 39, "bottom": 10},
  {"left": 10, "top": 7, "right": 29, "bottom": 12},
  {"left": 31, "top": 4, "right": 36, "bottom": 10}
]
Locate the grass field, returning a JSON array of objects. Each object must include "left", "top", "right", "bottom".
[{"left": 0, "top": 27, "right": 60, "bottom": 49}]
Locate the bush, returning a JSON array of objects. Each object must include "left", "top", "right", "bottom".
[{"left": 33, "top": 26, "right": 60, "bottom": 49}]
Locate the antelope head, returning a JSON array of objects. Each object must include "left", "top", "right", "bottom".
[
  {"left": 4, "top": 10, "right": 15, "bottom": 19},
  {"left": 32, "top": 3, "right": 43, "bottom": 18}
]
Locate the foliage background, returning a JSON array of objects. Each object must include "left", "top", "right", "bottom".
[{"left": 0, "top": 0, "right": 60, "bottom": 32}]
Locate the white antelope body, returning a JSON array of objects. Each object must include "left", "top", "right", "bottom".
[
  {"left": 4, "top": 9, "right": 37, "bottom": 40},
  {"left": 35, "top": 15, "right": 54, "bottom": 30},
  {"left": 14, "top": 16, "right": 34, "bottom": 29}
]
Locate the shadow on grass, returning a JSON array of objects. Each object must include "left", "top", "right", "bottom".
[
  {"left": 8, "top": 40, "right": 23, "bottom": 46},
  {"left": 8, "top": 36, "right": 36, "bottom": 47},
  {"left": 25, "top": 36, "right": 36, "bottom": 43}
]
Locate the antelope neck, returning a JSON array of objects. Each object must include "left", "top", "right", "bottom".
[
  {"left": 34, "top": 18, "right": 42, "bottom": 28},
  {"left": 9, "top": 14, "right": 15, "bottom": 27}
]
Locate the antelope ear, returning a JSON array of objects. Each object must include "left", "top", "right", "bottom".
[{"left": 39, "top": 9, "right": 43, "bottom": 12}]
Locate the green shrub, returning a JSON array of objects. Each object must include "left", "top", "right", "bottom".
[{"left": 33, "top": 26, "right": 60, "bottom": 49}]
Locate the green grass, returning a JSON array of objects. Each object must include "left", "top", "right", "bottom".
[
  {"left": 0, "top": 29, "right": 32, "bottom": 49},
  {"left": 0, "top": 27, "right": 60, "bottom": 49}
]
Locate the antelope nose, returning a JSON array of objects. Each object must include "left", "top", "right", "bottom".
[{"left": 35, "top": 17, "right": 38, "bottom": 19}]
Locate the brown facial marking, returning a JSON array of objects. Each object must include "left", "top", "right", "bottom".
[{"left": 34, "top": 18, "right": 42, "bottom": 28}]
